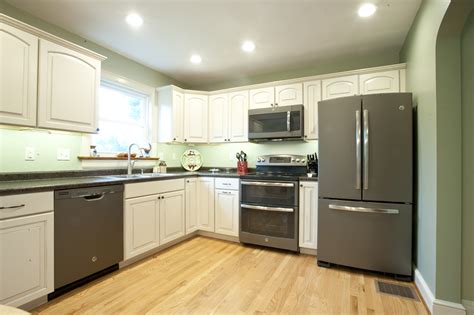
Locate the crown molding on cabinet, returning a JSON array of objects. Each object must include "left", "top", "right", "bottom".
[
  {"left": 156, "top": 63, "right": 406, "bottom": 95},
  {"left": 0, "top": 13, "right": 107, "bottom": 61}
]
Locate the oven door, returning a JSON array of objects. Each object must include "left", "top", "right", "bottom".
[
  {"left": 240, "top": 180, "right": 298, "bottom": 207},
  {"left": 240, "top": 204, "right": 298, "bottom": 251},
  {"left": 248, "top": 105, "right": 304, "bottom": 140}
]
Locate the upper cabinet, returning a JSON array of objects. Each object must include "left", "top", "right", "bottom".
[
  {"left": 0, "top": 15, "right": 105, "bottom": 133},
  {"left": 249, "top": 83, "right": 302, "bottom": 109},
  {"left": 209, "top": 94, "right": 229, "bottom": 143},
  {"left": 157, "top": 86, "right": 184, "bottom": 143},
  {"left": 209, "top": 91, "right": 248, "bottom": 143},
  {"left": 184, "top": 93, "right": 208, "bottom": 143},
  {"left": 303, "top": 80, "right": 321, "bottom": 140},
  {"left": 322, "top": 75, "right": 359, "bottom": 100},
  {"left": 359, "top": 70, "right": 400, "bottom": 95},
  {"left": 228, "top": 90, "right": 248, "bottom": 142},
  {"left": 37, "top": 39, "right": 101, "bottom": 133},
  {"left": 0, "top": 23, "right": 38, "bottom": 127}
]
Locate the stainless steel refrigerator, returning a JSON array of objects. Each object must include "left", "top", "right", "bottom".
[{"left": 317, "top": 93, "right": 413, "bottom": 279}]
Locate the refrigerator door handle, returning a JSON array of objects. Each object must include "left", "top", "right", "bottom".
[
  {"left": 356, "top": 110, "right": 361, "bottom": 190},
  {"left": 363, "top": 109, "right": 369, "bottom": 190},
  {"left": 287, "top": 111, "right": 291, "bottom": 132},
  {"left": 329, "top": 204, "right": 399, "bottom": 215}
]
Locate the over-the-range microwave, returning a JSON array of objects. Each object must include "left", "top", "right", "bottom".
[{"left": 248, "top": 105, "right": 304, "bottom": 142}]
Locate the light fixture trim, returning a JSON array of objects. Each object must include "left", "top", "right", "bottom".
[
  {"left": 241, "top": 40, "right": 256, "bottom": 52},
  {"left": 358, "top": 3, "right": 377, "bottom": 17},
  {"left": 126, "top": 13, "right": 143, "bottom": 28},
  {"left": 190, "top": 54, "right": 202, "bottom": 64}
]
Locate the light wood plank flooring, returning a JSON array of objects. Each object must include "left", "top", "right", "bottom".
[{"left": 34, "top": 236, "right": 428, "bottom": 314}]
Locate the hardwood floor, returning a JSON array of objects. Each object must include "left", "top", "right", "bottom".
[{"left": 34, "top": 237, "right": 428, "bottom": 314}]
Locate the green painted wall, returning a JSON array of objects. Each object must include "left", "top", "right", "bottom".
[
  {"left": 399, "top": 0, "right": 449, "bottom": 296},
  {"left": 462, "top": 11, "right": 474, "bottom": 302},
  {"left": 193, "top": 51, "right": 399, "bottom": 91}
]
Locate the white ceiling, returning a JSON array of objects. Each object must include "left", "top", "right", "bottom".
[{"left": 6, "top": 0, "right": 421, "bottom": 87}]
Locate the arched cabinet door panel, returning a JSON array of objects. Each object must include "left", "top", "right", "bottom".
[
  {"left": 37, "top": 39, "right": 100, "bottom": 133},
  {"left": 359, "top": 70, "right": 400, "bottom": 95},
  {"left": 0, "top": 23, "right": 38, "bottom": 127},
  {"left": 322, "top": 75, "right": 358, "bottom": 100}
]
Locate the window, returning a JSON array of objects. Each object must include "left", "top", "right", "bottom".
[{"left": 94, "top": 80, "right": 151, "bottom": 153}]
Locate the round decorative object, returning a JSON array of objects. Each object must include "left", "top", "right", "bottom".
[{"left": 181, "top": 149, "right": 203, "bottom": 171}]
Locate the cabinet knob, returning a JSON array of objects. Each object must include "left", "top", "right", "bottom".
[
  {"left": 186, "top": 180, "right": 189, "bottom": 183},
  {"left": 173, "top": 137, "right": 176, "bottom": 141},
  {"left": 184, "top": 139, "right": 187, "bottom": 142},
  {"left": 96, "top": 128, "right": 100, "bottom": 132},
  {"left": 300, "top": 184, "right": 303, "bottom": 187}
]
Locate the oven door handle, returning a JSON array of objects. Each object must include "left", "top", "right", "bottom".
[
  {"left": 241, "top": 204, "right": 294, "bottom": 213},
  {"left": 241, "top": 181, "right": 295, "bottom": 187}
]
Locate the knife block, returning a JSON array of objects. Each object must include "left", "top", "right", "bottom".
[{"left": 237, "top": 161, "right": 248, "bottom": 175}]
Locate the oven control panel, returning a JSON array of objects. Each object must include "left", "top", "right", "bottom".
[{"left": 256, "top": 154, "right": 307, "bottom": 166}]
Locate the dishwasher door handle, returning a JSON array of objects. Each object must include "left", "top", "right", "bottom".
[{"left": 83, "top": 193, "right": 106, "bottom": 201}]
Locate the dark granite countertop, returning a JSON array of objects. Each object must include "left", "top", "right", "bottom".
[{"left": 0, "top": 168, "right": 317, "bottom": 195}]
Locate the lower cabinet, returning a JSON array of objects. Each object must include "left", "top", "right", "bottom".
[
  {"left": 124, "top": 195, "right": 160, "bottom": 260},
  {"left": 160, "top": 190, "right": 185, "bottom": 244},
  {"left": 215, "top": 189, "right": 239, "bottom": 237},
  {"left": 197, "top": 177, "right": 215, "bottom": 232},
  {"left": 185, "top": 178, "right": 198, "bottom": 234},
  {"left": 0, "top": 212, "right": 54, "bottom": 307},
  {"left": 299, "top": 181, "right": 318, "bottom": 250}
]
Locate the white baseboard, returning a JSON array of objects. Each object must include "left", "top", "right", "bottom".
[
  {"left": 414, "top": 267, "right": 467, "bottom": 315},
  {"left": 197, "top": 230, "right": 240, "bottom": 243},
  {"left": 463, "top": 300, "right": 474, "bottom": 315},
  {"left": 299, "top": 247, "right": 317, "bottom": 256},
  {"left": 414, "top": 267, "right": 436, "bottom": 313}
]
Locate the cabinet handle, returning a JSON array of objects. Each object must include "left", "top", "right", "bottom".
[
  {"left": 0, "top": 204, "right": 25, "bottom": 210},
  {"left": 186, "top": 180, "right": 190, "bottom": 183},
  {"left": 300, "top": 184, "right": 303, "bottom": 187},
  {"left": 275, "top": 103, "right": 278, "bottom": 106},
  {"left": 184, "top": 139, "right": 187, "bottom": 142},
  {"left": 173, "top": 137, "right": 176, "bottom": 141},
  {"left": 96, "top": 128, "right": 100, "bottom": 132}
]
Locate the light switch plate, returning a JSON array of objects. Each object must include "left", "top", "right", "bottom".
[
  {"left": 25, "top": 147, "right": 35, "bottom": 161},
  {"left": 57, "top": 148, "right": 70, "bottom": 161}
]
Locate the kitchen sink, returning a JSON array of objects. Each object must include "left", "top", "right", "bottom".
[{"left": 106, "top": 173, "right": 165, "bottom": 179}]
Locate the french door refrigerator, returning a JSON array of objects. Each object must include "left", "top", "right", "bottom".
[{"left": 317, "top": 93, "right": 413, "bottom": 279}]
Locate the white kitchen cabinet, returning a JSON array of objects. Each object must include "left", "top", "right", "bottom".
[
  {"left": 160, "top": 190, "right": 185, "bottom": 244},
  {"left": 124, "top": 195, "right": 160, "bottom": 260},
  {"left": 303, "top": 80, "right": 321, "bottom": 140},
  {"left": 198, "top": 177, "right": 215, "bottom": 232},
  {"left": 185, "top": 178, "right": 198, "bottom": 234},
  {"left": 209, "top": 94, "right": 229, "bottom": 143},
  {"left": 157, "top": 86, "right": 185, "bottom": 143},
  {"left": 322, "top": 75, "right": 359, "bottom": 100},
  {"left": 359, "top": 70, "right": 400, "bottom": 95},
  {"left": 37, "top": 39, "right": 101, "bottom": 133},
  {"left": 249, "top": 87, "right": 274, "bottom": 109},
  {"left": 215, "top": 189, "right": 239, "bottom": 237},
  {"left": 299, "top": 181, "right": 318, "bottom": 250},
  {"left": 0, "top": 212, "right": 54, "bottom": 307},
  {"left": 184, "top": 93, "right": 208, "bottom": 143},
  {"left": 0, "top": 23, "right": 38, "bottom": 127},
  {"left": 275, "top": 83, "right": 303, "bottom": 106},
  {"left": 228, "top": 90, "right": 249, "bottom": 142}
]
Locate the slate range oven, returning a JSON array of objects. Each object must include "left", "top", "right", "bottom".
[{"left": 240, "top": 154, "right": 307, "bottom": 252}]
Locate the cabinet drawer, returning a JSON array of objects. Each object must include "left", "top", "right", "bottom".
[
  {"left": 215, "top": 178, "right": 239, "bottom": 190},
  {"left": 125, "top": 179, "right": 185, "bottom": 199},
  {"left": 0, "top": 192, "right": 54, "bottom": 220}
]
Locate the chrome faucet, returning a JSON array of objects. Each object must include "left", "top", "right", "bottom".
[{"left": 127, "top": 143, "right": 140, "bottom": 175}]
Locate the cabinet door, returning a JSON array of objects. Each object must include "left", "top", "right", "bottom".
[
  {"left": 160, "top": 190, "right": 185, "bottom": 244},
  {"left": 184, "top": 94, "right": 208, "bottom": 143},
  {"left": 322, "top": 75, "right": 358, "bottom": 100},
  {"left": 172, "top": 90, "right": 184, "bottom": 142},
  {"left": 124, "top": 195, "right": 160, "bottom": 260},
  {"left": 198, "top": 177, "right": 215, "bottom": 232},
  {"left": 228, "top": 91, "right": 249, "bottom": 142},
  {"left": 215, "top": 190, "right": 239, "bottom": 236},
  {"left": 249, "top": 87, "right": 274, "bottom": 109},
  {"left": 359, "top": 70, "right": 400, "bottom": 95},
  {"left": 37, "top": 39, "right": 101, "bottom": 133},
  {"left": 303, "top": 80, "right": 321, "bottom": 140},
  {"left": 0, "top": 23, "right": 38, "bottom": 127},
  {"left": 299, "top": 182, "right": 318, "bottom": 249},
  {"left": 209, "top": 94, "right": 229, "bottom": 143},
  {"left": 275, "top": 83, "right": 303, "bottom": 106},
  {"left": 185, "top": 178, "right": 198, "bottom": 234},
  {"left": 0, "top": 212, "right": 53, "bottom": 307}
]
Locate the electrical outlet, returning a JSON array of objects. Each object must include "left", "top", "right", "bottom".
[
  {"left": 57, "top": 148, "right": 70, "bottom": 161},
  {"left": 25, "top": 147, "right": 35, "bottom": 161}
]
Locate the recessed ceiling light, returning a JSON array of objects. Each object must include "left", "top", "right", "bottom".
[
  {"left": 190, "top": 54, "right": 202, "bottom": 64},
  {"left": 358, "top": 3, "right": 377, "bottom": 17},
  {"left": 126, "top": 13, "right": 143, "bottom": 28},
  {"left": 241, "top": 41, "right": 256, "bottom": 52}
]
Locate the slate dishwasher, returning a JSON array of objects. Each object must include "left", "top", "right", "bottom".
[{"left": 53, "top": 185, "right": 123, "bottom": 296}]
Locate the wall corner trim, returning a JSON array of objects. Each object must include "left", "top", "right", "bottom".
[{"left": 415, "top": 267, "right": 436, "bottom": 313}]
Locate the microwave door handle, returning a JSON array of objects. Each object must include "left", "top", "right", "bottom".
[{"left": 287, "top": 111, "right": 291, "bottom": 132}]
